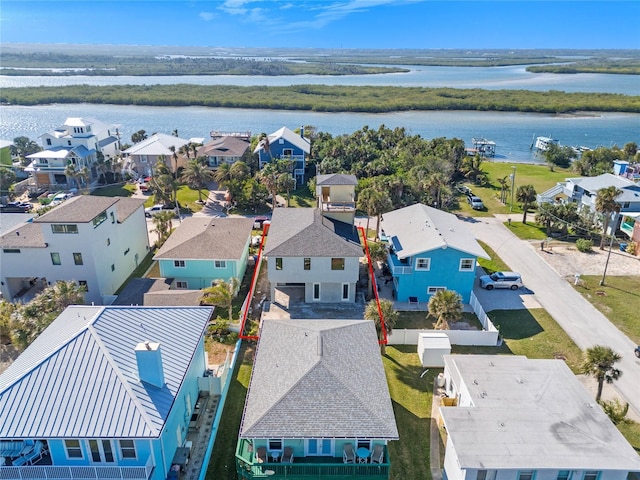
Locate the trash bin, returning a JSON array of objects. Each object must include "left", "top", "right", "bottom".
[{"left": 620, "top": 243, "right": 628, "bottom": 252}]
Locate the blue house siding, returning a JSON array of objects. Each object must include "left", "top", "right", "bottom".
[
  {"left": 390, "top": 248, "right": 477, "bottom": 303},
  {"left": 159, "top": 258, "right": 243, "bottom": 289},
  {"left": 46, "top": 439, "right": 154, "bottom": 468}
]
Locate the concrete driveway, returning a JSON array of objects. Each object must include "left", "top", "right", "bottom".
[{"left": 462, "top": 214, "right": 640, "bottom": 419}]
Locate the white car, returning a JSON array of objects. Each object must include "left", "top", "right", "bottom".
[
  {"left": 468, "top": 195, "right": 484, "bottom": 210},
  {"left": 479, "top": 271, "right": 523, "bottom": 290},
  {"left": 145, "top": 204, "right": 174, "bottom": 217}
]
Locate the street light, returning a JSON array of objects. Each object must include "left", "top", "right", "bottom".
[{"left": 509, "top": 166, "right": 516, "bottom": 213}]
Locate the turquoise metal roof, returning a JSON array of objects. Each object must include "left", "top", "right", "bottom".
[{"left": 0, "top": 306, "right": 212, "bottom": 439}]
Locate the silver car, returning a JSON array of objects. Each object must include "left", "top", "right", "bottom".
[{"left": 479, "top": 271, "right": 523, "bottom": 290}]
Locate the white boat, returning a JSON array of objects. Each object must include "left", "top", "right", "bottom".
[{"left": 534, "top": 136, "right": 559, "bottom": 152}]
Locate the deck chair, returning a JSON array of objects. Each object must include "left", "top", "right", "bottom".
[
  {"left": 370, "top": 445, "right": 384, "bottom": 464},
  {"left": 12, "top": 441, "right": 45, "bottom": 467},
  {"left": 281, "top": 447, "right": 294, "bottom": 463},
  {"left": 343, "top": 443, "right": 355, "bottom": 464},
  {"left": 256, "top": 447, "right": 267, "bottom": 463}
]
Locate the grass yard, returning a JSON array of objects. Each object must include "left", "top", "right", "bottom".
[
  {"left": 145, "top": 261, "right": 161, "bottom": 278},
  {"left": 476, "top": 240, "right": 512, "bottom": 274},
  {"left": 142, "top": 185, "right": 208, "bottom": 213},
  {"left": 504, "top": 221, "right": 548, "bottom": 240},
  {"left": 572, "top": 275, "right": 640, "bottom": 345},
  {"left": 206, "top": 344, "right": 254, "bottom": 480},
  {"left": 618, "top": 421, "right": 640, "bottom": 453},
  {"left": 288, "top": 184, "right": 315, "bottom": 208},
  {"left": 396, "top": 311, "right": 483, "bottom": 330},
  {"left": 383, "top": 346, "right": 434, "bottom": 480},
  {"left": 91, "top": 183, "right": 136, "bottom": 197}
]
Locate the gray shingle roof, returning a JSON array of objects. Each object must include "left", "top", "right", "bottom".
[
  {"left": 264, "top": 208, "right": 362, "bottom": 258},
  {"left": 0, "top": 222, "right": 45, "bottom": 248},
  {"left": 199, "top": 136, "right": 250, "bottom": 158},
  {"left": 240, "top": 319, "right": 398, "bottom": 440},
  {"left": 570, "top": 173, "right": 640, "bottom": 203},
  {"left": 154, "top": 217, "right": 253, "bottom": 260},
  {"left": 382, "top": 203, "right": 489, "bottom": 260},
  {"left": 316, "top": 173, "right": 358, "bottom": 186},
  {"left": 34, "top": 196, "right": 117, "bottom": 223}
]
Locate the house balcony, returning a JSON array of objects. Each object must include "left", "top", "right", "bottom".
[
  {"left": 386, "top": 253, "right": 412, "bottom": 276},
  {"left": 235, "top": 441, "right": 390, "bottom": 480},
  {"left": 319, "top": 199, "right": 356, "bottom": 213}
]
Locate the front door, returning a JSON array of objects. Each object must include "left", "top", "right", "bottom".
[
  {"left": 305, "top": 439, "right": 333, "bottom": 456},
  {"left": 88, "top": 439, "right": 115, "bottom": 464}
]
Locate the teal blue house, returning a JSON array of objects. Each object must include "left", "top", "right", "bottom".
[
  {"left": 380, "top": 203, "right": 489, "bottom": 304},
  {"left": 154, "top": 217, "right": 254, "bottom": 290},
  {"left": 0, "top": 305, "right": 213, "bottom": 480}
]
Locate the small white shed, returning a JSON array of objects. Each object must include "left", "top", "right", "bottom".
[{"left": 417, "top": 332, "right": 451, "bottom": 368}]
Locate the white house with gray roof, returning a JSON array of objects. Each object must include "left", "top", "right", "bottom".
[
  {"left": 439, "top": 355, "right": 640, "bottom": 480},
  {"left": 263, "top": 208, "right": 363, "bottom": 303},
  {"left": 316, "top": 173, "right": 357, "bottom": 224},
  {"left": 0, "top": 305, "right": 213, "bottom": 480},
  {"left": 235, "top": 318, "right": 398, "bottom": 478},
  {"left": 153, "top": 216, "right": 254, "bottom": 290},
  {"left": 0, "top": 195, "right": 149, "bottom": 304},
  {"left": 122, "top": 133, "right": 189, "bottom": 178},
  {"left": 381, "top": 203, "right": 489, "bottom": 303}
]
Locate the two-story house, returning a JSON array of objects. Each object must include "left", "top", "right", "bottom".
[
  {"left": 25, "top": 117, "right": 120, "bottom": 190},
  {"left": 439, "top": 355, "right": 640, "bottom": 480},
  {"left": 263, "top": 208, "right": 363, "bottom": 303},
  {"left": 254, "top": 127, "right": 310, "bottom": 187},
  {"left": 198, "top": 132, "right": 251, "bottom": 170},
  {"left": 122, "top": 133, "right": 189, "bottom": 178},
  {"left": 380, "top": 203, "right": 489, "bottom": 304},
  {"left": 153, "top": 217, "right": 254, "bottom": 290},
  {"left": 0, "top": 196, "right": 149, "bottom": 304},
  {"left": 235, "top": 318, "right": 398, "bottom": 479},
  {"left": 315, "top": 173, "right": 357, "bottom": 224},
  {"left": 0, "top": 305, "right": 214, "bottom": 480}
]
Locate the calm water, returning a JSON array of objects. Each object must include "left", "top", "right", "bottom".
[{"left": 1, "top": 65, "right": 639, "bottom": 164}]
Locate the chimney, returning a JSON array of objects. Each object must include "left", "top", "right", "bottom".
[
  {"left": 300, "top": 126, "right": 305, "bottom": 138},
  {"left": 135, "top": 341, "right": 165, "bottom": 388}
]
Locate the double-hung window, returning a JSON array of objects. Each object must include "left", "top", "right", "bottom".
[
  {"left": 174, "top": 260, "right": 186, "bottom": 268},
  {"left": 459, "top": 258, "right": 475, "bottom": 271},
  {"left": 331, "top": 258, "right": 345, "bottom": 270},
  {"left": 416, "top": 258, "right": 430, "bottom": 271}
]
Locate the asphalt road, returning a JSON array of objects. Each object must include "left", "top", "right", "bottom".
[{"left": 462, "top": 215, "right": 640, "bottom": 418}]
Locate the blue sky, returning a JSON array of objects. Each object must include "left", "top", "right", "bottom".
[{"left": 1, "top": 1, "right": 638, "bottom": 49}]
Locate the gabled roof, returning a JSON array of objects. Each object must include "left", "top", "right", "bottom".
[
  {"left": 253, "top": 127, "right": 310, "bottom": 154},
  {"left": 316, "top": 173, "right": 358, "bottom": 186},
  {"left": 27, "top": 147, "right": 72, "bottom": 159},
  {"left": 240, "top": 319, "right": 398, "bottom": 439},
  {"left": 381, "top": 203, "right": 489, "bottom": 260},
  {"left": 199, "top": 136, "right": 250, "bottom": 158},
  {"left": 264, "top": 208, "right": 362, "bottom": 258},
  {"left": 569, "top": 173, "right": 640, "bottom": 204},
  {"left": 123, "top": 133, "right": 189, "bottom": 156},
  {"left": 154, "top": 217, "right": 253, "bottom": 260},
  {"left": 0, "top": 306, "right": 212, "bottom": 439},
  {"left": 440, "top": 355, "right": 640, "bottom": 470},
  {"left": 34, "top": 196, "right": 145, "bottom": 224}
]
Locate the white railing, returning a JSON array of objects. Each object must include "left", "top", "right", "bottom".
[
  {"left": 390, "top": 263, "right": 412, "bottom": 275},
  {"left": 0, "top": 457, "right": 154, "bottom": 480}
]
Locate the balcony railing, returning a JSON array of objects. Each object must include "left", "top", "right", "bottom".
[
  {"left": 320, "top": 200, "right": 356, "bottom": 212},
  {"left": 0, "top": 456, "right": 154, "bottom": 480}
]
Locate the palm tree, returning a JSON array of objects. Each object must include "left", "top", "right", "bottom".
[
  {"left": 516, "top": 184, "right": 537, "bottom": 224},
  {"left": 151, "top": 211, "right": 174, "bottom": 247},
  {"left": 497, "top": 176, "right": 509, "bottom": 204},
  {"left": 213, "top": 163, "right": 232, "bottom": 188},
  {"left": 180, "top": 159, "right": 215, "bottom": 203},
  {"left": 582, "top": 345, "right": 622, "bottom": 402},
  {"left": 366, "top": 241, "right": 388, "bottom": 298},
  {"left": 168, "top": 145, "right": 179, "bottom": 176},
  {"left": 595, "top": 186, "right": 623, "bottom": 249},
  {"left": 199, "top": 278, "right": 240, "bottom": 324},
  {"left": 277, "top": 172, "right": 296, "bottom": 207},
  {"left": 258, "top": 163, "right": 280, "bottom": 210},
  {"left": 356, "top": 187, "right": 392, "bottom": 240},
  {"left": 131, "top": 130, "right": 147, "bottom": 144},
  {"left": 428, "top": 290, "right": 462, "bottom": 330},
  {"left": 64, "top": 163, "right": 79, "bottom": 189},
  {"left": 363, "top": 299, "right": 398, "bottom": 354}
]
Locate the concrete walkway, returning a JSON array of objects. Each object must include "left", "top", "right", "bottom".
[{"left": 462, "top": 214, "right": 640, "bottom": 419}]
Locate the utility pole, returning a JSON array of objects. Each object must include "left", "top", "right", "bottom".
[
  {"left": 509, "top": 166, "right": 516, "bottom": 213},
  {"left": 599, "top": 232, "right": 615, "bottom": 286}
]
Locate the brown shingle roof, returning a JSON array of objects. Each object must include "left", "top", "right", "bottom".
[{"left": 0, "top": 222, "right": 46, "bottom": 248}]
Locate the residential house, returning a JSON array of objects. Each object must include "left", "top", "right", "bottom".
[
  {"left": 25, "top": 117, "right": 120, "bottom": 190},
  {"left": 254, "top": 126, "right": 310, "bottom": 187},
  {"left": 198, "top": 132, "right": 251, "bottom": 169},
  {"left": 154, "top": 217, "right": 254, "bottom": 290},
  {"left": 0, "top": 195, "right": 149, "bottom": 304},
  {"left": 0, "top": 305, "right": 214, "bottom": 480},
  {"left": 380, "top": 203, "right": 489, "bottom": 304},
  {"left": 439, "top": 355, "right": 640, "bottom": 480},
  {"left": 537, "top": 172, "right": 640, "bottom": 238},
  {"left": 315, "top": 173, "right": 357, "bottom": 224},
  {"left": 122, "top": 133, "right": 189, "bottom": 178},
  {"left": 235, "top": 318, "right": 398, "bottom": 479},
  {"left": 0, "top": 139, "right": 12, "bottom": 167},
  {"left": 263, "top": 208, "right": 363, "bottom": 303}
]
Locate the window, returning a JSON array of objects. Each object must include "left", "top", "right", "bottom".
[
  {"left": 416, "top": 258, "right": 431, "bottom": 270},
  {"left": 52, "top": 224, "right": 78, "bottom": 234},
  {"left": 119, "top": 440, "right": 136, "bottom": 459},
  {"left": 176, "top": 281, "right": 188, "bottom": 289},
  {"left": 313, "top": 283, "right": 320, "bottom": 301},
  {"left": 583, "top": 472, "right": 599, "bottom": 480},
  {"left": 275, "top": 258, "right": 283, "bottom": 270},
  {"left": 67, "top": 140, "right": 72, "bottom": 146},
  {"left": 304, "top": 257, "right": 311, "bottom": 270},
  {"left": 110, "top": 211, "right": 115, "bottom": 223},
  {"left": 51, "top": 252, "right": 61, "bottom": 265},
  {"left": 282, "top": 148, "right": 293, "bottom": 157},
  {"left": 92, "top": 211, "right": 107, "bottom": 228},
  {"left": 111, "top": 264, "right": 115, "bottom": 272},
  {"left": 356, "top": 439, "right": 371, "bottom": 450},
  {"left": 106, "top": 238, "right": 110, "bottom": 246},
  {"left": 557, "top": 471, "right": 571, "bottom": 480},
  {"left": 78, "top": 280, "right": 88, "bottom": 291},
  {"left": 174, "top": 260, "right": 186, "bottom": 268},
  {"left": 331, "top": 258, "right": 345, "bottom": 270},
  {"left": 65, "top": 439, "right": 83, "bottom": 459},
  {"left": 268, "top": 439, "right": 282, "bottom": 451},
  {"left": 342, "top": 283, "right": 349, "bottom": 300},
  {"left": 3, "top": 248, "right": 20, "bottom": 253},
  {"left": 427, "top": 286, "right": 446, "bottom": 294},
  {"left": 478, "top": 471, "right": 497, "bottom": 480},
  {"left": 214, "top": 260, "right": 226, "bottom": 268},
  {"left": 623, "top": 201, "right": 630, "bottom": 208},
  {"left": 73, "top": 253, "right": 83, "bottom": 265},
  {"left": 46, "top": 138, "right": 52, "bottom": 146},
  {"left": 518, "top": 471, "right": 534, "bottom": 480},
  {"left": 459, "top": 258, "right": 475, "bottom": 271}
]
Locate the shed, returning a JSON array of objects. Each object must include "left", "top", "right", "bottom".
[{"left": 417, "top": 332, "right": 451, "bottom": 367}]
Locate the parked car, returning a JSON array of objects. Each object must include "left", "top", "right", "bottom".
[
  {"left": 0, "top": 202, "right": 33, "bottom": 213},
  {"left": 467, "top": 195, "right": 484, "bottom": 210},
  {"left": 145, "top": 204, "right": 175, "bottom": 217},
  {"left": 479, "top": 271, "right": 523, "bottom": 290},
  {"left": 635, "top": 345, "right": 640, "bottom": 358},
  {"left": 253, "top": 216, "right": 270, "bottom": 230}
]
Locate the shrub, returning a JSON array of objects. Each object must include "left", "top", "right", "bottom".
[
  {"left": 576, "top": 238, "right": 593, "bottom": 253},
  {"left": 625, "top": 242, "right": 637, "bottom": 255}
]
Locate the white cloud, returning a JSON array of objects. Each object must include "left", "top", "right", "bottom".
[{"left": 199, "top": 11, "right": 216, "bottom": 21}]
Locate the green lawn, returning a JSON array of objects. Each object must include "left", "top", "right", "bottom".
[
  {"left": 288, "top": 185, "right": 315, "bottom": 208},
  {"left": 572, "top": 275, "right": 640, "bottom": 345},
  {"left": 91, "top": 183, "right": 136, "bottom": 197},
  {"left": 396, "top": 311, "right": 483, "bottom": 330},
  {"left": 476, "top": 240, "right": 512, "bottom": 274},
  {"left": 141, "top": 185, "right": 208, "bottom": 212},
  {"left": 504, "top": 221, "right": 548, "bottom": 240}
]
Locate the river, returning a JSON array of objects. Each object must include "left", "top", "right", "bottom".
[{"left": 1, "top": 65, "right": 639, "bottom": 164}]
